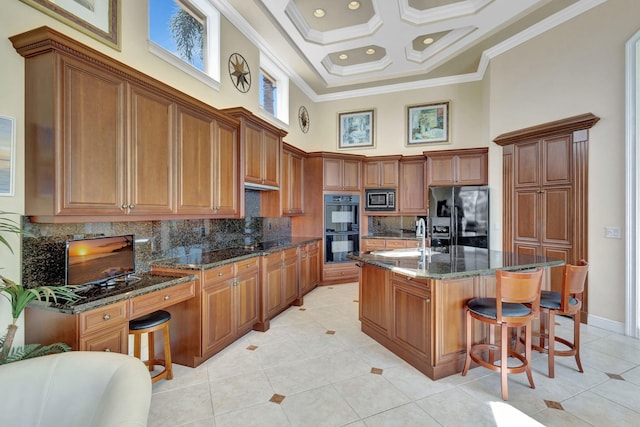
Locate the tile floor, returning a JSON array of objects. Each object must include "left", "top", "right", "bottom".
[{"left": 147, "top": 282, "right": 640, "bottom": 426}]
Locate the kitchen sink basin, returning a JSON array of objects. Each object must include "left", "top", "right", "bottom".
[{"left": 371, "top": 248, "right": 440, "bottom": 257}]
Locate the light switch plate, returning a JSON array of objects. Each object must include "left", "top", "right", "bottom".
[{"left": 604, "top": 226, "right": 621, "bottom": 239}]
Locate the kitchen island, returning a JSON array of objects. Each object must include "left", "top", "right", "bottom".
[{"left": 348, "top": 246, "right": 563, "bottom": 380}]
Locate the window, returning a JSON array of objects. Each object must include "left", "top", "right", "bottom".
[
  {"left": 148, "top": 0, "right": 220, "bottom": 87},
  {"left": 259, "top": 52, "right": 289, "bottom": 125}
]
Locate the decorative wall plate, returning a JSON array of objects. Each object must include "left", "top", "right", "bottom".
[
  {"left": 228, "top": 53, "right": 251, "bottom": 93},
  {"left": 298, "top": 106, "right": 310, "bottom": 133}
]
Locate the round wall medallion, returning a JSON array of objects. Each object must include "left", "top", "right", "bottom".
[
  {"left": 298, "top": 106, "right": 310, "bottom": 133},
  {"left": 228, "top": 53, "right": 251, "bottom": 93}
]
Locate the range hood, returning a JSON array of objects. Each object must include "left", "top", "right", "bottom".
[{"left": 244, "top": 182, "right": 279, "bottom": 191}]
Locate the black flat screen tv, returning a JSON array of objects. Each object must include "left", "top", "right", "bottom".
[{"left": 65, "top": 235, "right": 135, "bottom": 286}]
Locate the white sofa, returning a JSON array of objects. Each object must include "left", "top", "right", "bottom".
[{"left": 0, "top": 351, "right": 152, "bottom": 427}]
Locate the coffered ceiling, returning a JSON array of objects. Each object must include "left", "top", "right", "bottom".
[{"left": 216, "top": 0, "right": 604, "bottom": 100}]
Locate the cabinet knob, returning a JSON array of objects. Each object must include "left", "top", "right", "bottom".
[
  {"left": 121, "top": 204, "right": 127, "bottom": 210},
  {"left": 129, "top": 204, "right": 135, "bottom": 209},
  {"left": 163, "top": 295, "right": 170, "bottom": 301},
  {"left": 104, "top": 348, "right": 111, "bottom": 352},
  {"left": 103, "top": 314, "right": 110, "bottom": 321},
  {"left": 218, "top": 271, "right": 223, "bottom": 276},
  {"left": 425, "top": 298, "right": 431, "bottom": 303}
]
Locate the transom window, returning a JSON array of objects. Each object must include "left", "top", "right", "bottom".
[
  {"left": 259, "top": 52, "right": 289, "bottom": 125},
  {"left": 260, "top": 70, "right": 277, "bottom": 116}
]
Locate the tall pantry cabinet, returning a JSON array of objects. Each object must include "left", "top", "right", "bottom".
[{"left": 494, "top": 113, "right": 599, "bottom": 321}]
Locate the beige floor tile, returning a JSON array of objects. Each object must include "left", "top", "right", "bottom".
[
  {"left": 362, "top": 402, "right": 440, "bottom": 426},
  {"left": 562, "top": 390, "right": 640, "bottom": 426},
  {"left": 209, "top": 370, "right": 275, "bottom": 415},
  {"left": 333, "top": 372, "right": 411, "bottom": 418},
  {"left": 280, "top": 384, "right": 360, "bottom": 427},
  {"left": 148, "top": 382, "right": 213, "bottom": 427},
  {"left": 214, "top": 401, "right": 291, "bottom": 427}
]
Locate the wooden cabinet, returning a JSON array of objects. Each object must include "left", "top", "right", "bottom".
[
  {"left": 399, "top": 156, "right": 427, "bottom": 214},
  {"left": 391, "top": 274, "right": 431, "bottom": 363},
  {"left": 223, "top": 107, "right": 287, "bottom": 190},
  {"left": 359, "top": 264, "right": 390, "bottom": 336},
  {"left": 361, "top": 238, "right": 420, "bottom": 252},
  {"left": 234, "top": 258, "right": 261, "bottom": 335},
  {"left": 323, "top": 262, "right": 360, "bottom": 285},
  {"left": 77, "top": 302, "right": 129, "bottom": 353},
  {"left": 176, "top": 105, "right": 239, "bottom": 216},
  {"left": 11, "top": 26, "right": 241, "bottom": 222},
  {"left": 361, "top": 238, "right": 386, "bottom": 252},
  {"left": 425, "top": 148, "right": 488, "bottom": 186},
  {"left": 259, "top": 248, "right": 300, "bottom": 329},
  {"left": 282, "top": 144, "right": 305, "bottom": 215},
  {"left": 364, "top": 157, "right": 400, "bottom": 188},
  {"left": 323, "top": 157, "right": 362, "bottom": 191},
  {"left": 300, "top": 241, "right": 321, "bottom": 296}
]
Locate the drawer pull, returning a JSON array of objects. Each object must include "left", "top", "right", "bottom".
[
  {"left": 163, "top": 295, "right": 170, "bottom": 301},
  {"left": 218, "top": 271, "right": 223, "bottom": 276},
  {"left": 104, "top": 348, "right": 111, "bottom": 352},
  {"left": 425, "top": 298, "right": 431, "bottom": 303},
  {"left": 103, "top": 314, "right": 110, "bottom": 321}
]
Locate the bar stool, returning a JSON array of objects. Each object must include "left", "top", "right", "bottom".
[
  {"left": 129, "top": 310, "right": 173, "bottom": 383},
  {"left": 533, "top": 260, "right": 589, "bottom": 378},
  {"left": 462, "top": 268, "right": 543, "bottom": 400}
]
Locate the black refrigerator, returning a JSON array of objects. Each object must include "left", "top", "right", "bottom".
[{"left": 428, "top": 186, "right": 489, "bottom": 249}]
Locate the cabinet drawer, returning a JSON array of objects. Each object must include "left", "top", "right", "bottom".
[
  {"left": 129, "top": 280, "right": 195, "bottom": 319},
  {"left": 386, "top": 239, "right": 408, "bottom": 249},
  {"left": 282, "top": 247, "right": 298, "bottom": 261},
  {"left": 79, "top": 324, "right": 128, "bottom": 353},
  {"left": 79, "top": 301, "right": 128, "bottom": 335},
  {"left": 363, "top": 239, "right": 386, "bottom": 251},
  {"left": 324, "top": 264, "right": 360, "bottom": 281},
  {"left": 205, "top": 264, "right": 235, "bottom": 285},
  {"left": 235, "top": 257, "right": 260, "bottom": 273}
]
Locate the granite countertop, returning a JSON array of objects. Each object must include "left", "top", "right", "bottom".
[
  {"left": 150, "top": 236, "right": 322, "bottom": 271},
  {"left": 32, "top": 272, "right": 197, "bottom": 314},
  {"left": 348, "top": 245, "right": 564, "bottom": 279}
]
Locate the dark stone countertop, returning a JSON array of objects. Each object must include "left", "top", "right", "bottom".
[
  {"left": 32, "top": 272, "right": 197, "bottom": 314},
  {"left": 150, "top": 236, "right": 322, "bottom": 271},
  {"left": 348, "top": 245, "right": 564, "bottom": 279}
]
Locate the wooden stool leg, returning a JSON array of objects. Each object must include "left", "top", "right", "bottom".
[
  {"left": 148, "top": 331, "right": 155, "bottom": 372},
  {"left": 548, "top": 310, "right": 556, "bottom": 378},
  {"left": 163, "top": 322, "right": 172, "bottom": 380},
  {"left": 462, "top": 309, "right": 472, "bottom": 376},
  {"left": 500, "top": 323, "right": 509, "bottom": 401},
  {"left": 574, "top": 311, "right": 584, "bottom": 373},
  {"left": 525, "top": 321, "right": 535, "bottom": 389},
  {"left": 133, "top": 333, "right": 142, "bottom": 360}
]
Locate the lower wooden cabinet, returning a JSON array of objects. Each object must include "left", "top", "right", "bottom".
[
  {"left": 259, "top": 247, "right": 300, "bottom": 330},
  {"left": 300, "top": 241, "right": 321, "bottom": 296},
  {"left": 359, "top": 264, "right": 390, "bottom": 336},
  {"left": 323, "top": 262, "right": 360, "bottom": 284},
  {"left": 391, "top": 273, "right": 431, "bottom": 362},
  {"left": 79, "top": 324, "right": 128, "bottom": 353}
]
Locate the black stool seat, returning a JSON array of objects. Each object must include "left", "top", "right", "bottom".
[{"left": 129, "top": 310, "right": 171, "bottom": 331}]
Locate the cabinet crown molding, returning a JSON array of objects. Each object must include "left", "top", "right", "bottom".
[{"left": 493, "top": 113, "right": 600, "bottom": 146}]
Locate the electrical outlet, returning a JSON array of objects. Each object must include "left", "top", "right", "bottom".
[{"left": 604, "top": 226, "right": 621, "bottom": 239}]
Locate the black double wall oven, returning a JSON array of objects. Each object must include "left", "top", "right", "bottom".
[{"left": 324, "top": 194, "right": 359, "bottom": 263}]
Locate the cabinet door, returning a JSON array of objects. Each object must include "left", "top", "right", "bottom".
[
  {"left": 542, "top": 135, "right": 572, "bottom": 186},
  {"left": 364, "top": 162, "right": 381, "bottom": 187},
  {"left": 308, "top": 243, "right": 321, "bottom": 287},
  {"left": 289, "top": 153, "right": 304, "bottom": 214},
  {"left": 283, "top": 248, "right": 299, "bottom": 306},
  {"left": 456, "top": 152, "right": 488, "bottom": 185},
  {"left": 359, "top": 265, "right": 390, "bottom": 335},
  {"left": 60, "top": 56, "right": 126, "bottom": 215},
  {"left": 392, "top": 276, "right": 430, "bottom": 361},
  {"left": 235, "top": 267, "right": 260, "bottom": 335},
  {"left": 514, "top": 141, "right": 540, "bottom": 189},
  {"left": 262, "top": 130, "right": 281, "bottom": 188},
  {"left": 342, "top": 159, "right": 362, "bottom": 191},
  {"left": 323, "top": 158, "right": 343, "bottom": 190},
  {"left": 213, "top": 121, "right": 239, "bottom": 215},
  {"left": 244, "top": 123, "right": 264, "bottom": 185},
  {"left": 176, "top": 105, "right": 214, "bottom": 214},
  {"left": 427, "top": 155, "right": 455, "bottom": 186},
  {"left": 202, "top": 279, "right": 235, "bottom": 354},
  {"left": 399, "top": 159, "right": 427, "bottom": 213},
  {"left": 128, "top": 85, "right": 174, "bottom": 215},
  {"left": 263, "top": 253, "right": 284, "bottom": 319},
  {"left": 80, "top": 325, "right": 128, "bottom": 354}
]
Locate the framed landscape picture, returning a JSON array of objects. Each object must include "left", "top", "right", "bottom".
[
  {"left": 338, "top": 109, "right": 374, "bottom": 149},
  {"left": 20, "top": 0, "right": 121, "bottom": 50},
  {"left": 0, "top": 116, "right": 15, "bottom": 197},
  {"left": 407, "top": 101, "right": 449, "bottom": 145}
]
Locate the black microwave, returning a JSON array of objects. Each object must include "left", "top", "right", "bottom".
[{"left": 365, "top": 189, "right": 396, "bottom": 211}]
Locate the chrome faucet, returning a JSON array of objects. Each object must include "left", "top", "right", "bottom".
[{"left": 416, "top": 218, "right": 426, "bottom": 255}]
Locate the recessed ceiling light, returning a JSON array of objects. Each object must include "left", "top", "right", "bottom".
[
  {"left": 313, "top": 8, "right": 325, "bottom": 18},
  {"left": 365, "top": 48, "right": 376, "bottom": 55},
  {"left": 348, "top": 1, "right": 361, "bottom": 10},
  {"left": 339, "top": 54, "right": 348, "bottom": 60},
  {"left": 423, "top": 37, "right": 435, "bottom": 45}
]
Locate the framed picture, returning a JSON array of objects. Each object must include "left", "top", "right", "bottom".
[
  {"left": 0, "top": 116, "right": 16, "bottom": 197},
  {"left": 20, "top": 0, "right": 121, "bottom": 50},
  {"left": 338, "top": 109, "right": 375, "bottom": 149},
  {"left": 407, "top": 101, "right": 450, "bottom": 145}
]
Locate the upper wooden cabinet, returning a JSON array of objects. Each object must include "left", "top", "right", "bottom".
[
  {"left": 11, "top": 26, "right": 240, "bottom": 222},
  {"left": 399, "top": 156, "right": 427, "bottom": 214},
  {"left": 425, "top": 148, "right": 488, "bottom": 186},
  {"left": 323, "top": 155, "right": 363, "bottom": 191},
  {"left": 282, "top": 143, "right": 305, "bottom": 215},
  {"left": 364, "top": 156, "right": 400, "bottom": 188},
  {"left": 222, "top": 107, "right": 287, "bottom": 190}
]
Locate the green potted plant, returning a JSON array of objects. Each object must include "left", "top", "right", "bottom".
[{"left": 0, "top": 211, "right": 81, "bottom": 364}]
